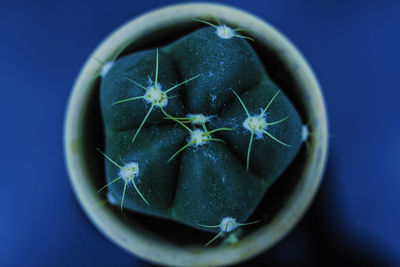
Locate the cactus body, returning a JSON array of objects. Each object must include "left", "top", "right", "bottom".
[{"left": 100, "top": 26, "right": 303, "bottom": 232}]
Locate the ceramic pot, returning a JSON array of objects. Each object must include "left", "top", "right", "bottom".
[{"left": 64, "top": 3, "right": 328, "bottom": 266}]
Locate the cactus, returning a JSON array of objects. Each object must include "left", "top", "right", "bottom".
[{"left": 98, "top": 24, "right": 303, "bottom": 245}]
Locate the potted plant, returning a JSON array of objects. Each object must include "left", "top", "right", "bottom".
[{"left": 64, "top": 3, "right": 328, "bottom": 266}]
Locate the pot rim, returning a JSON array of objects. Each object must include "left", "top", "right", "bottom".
[{"left": 64, "top": 2, "right": 328, "bottom": 266}]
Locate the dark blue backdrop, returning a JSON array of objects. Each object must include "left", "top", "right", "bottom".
[{"left": 1, "top": 0, "right": 399, "bottom": 266}]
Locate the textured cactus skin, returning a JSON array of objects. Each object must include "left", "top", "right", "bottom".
[{"left": 100, "top": 27, "right": 303, "bottom": 232}]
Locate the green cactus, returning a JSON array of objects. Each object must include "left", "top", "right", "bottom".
[{"left": 98, "top": 23, "right": 303, "bottom": 245}]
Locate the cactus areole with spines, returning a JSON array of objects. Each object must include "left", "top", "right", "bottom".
[{"left": 99, "top": 25, "right": 304, "bottom": 242}]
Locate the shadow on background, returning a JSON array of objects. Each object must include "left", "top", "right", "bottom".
[
  {"left": 136, "top": 149, "right": 393, "bottom": 266},
  {"left": 239, "top": 149, "right": 393, "bottom": 266}
]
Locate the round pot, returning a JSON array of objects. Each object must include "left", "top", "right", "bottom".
[{"left": 64, "top": 3, "right": 328, "bottom": 266}]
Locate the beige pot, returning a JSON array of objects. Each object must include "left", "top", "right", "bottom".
[{"left": 64, "top": 3, "right": 328, "bottom": 266}]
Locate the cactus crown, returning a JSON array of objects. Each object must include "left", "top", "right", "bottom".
[{"left": 97, "top": 21, "right": 304, "bottom": 246}]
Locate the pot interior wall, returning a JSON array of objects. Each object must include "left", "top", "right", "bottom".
[{"left": 81, "top": 20, "right": 313, "bottom": 246}]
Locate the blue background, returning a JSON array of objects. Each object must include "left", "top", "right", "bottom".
[{"left": 1, "top": 0, "right": 399, "bottom": 265}]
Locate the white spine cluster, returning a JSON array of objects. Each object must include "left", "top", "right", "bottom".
[
  {"left": 216, "top": 25, "right": 235, "bottom": 39},
  {"left": 119, "top": 162, "right": 140, "bottom": 183},
  {"left": 187, "top": 114, "right": 210, "bottom": 125},
  {"left": 143, "top": 83, "right": 168, "bottom": 107},
  {"left": 197, "top": 216, "right": 260, "bottom": 246},
  {"left": 243, "top": 114, "right": 268, "bottom": 139},
  {"left": 189, "top": 129, "right": 209, "bottom": 146},
  {"left": 101, "top": 61, "right": 114, "bottom": 77},
  {"left": 301, "top": 124, "right": 309, "bottom": 142},
  {"left": 220, "top": 217, "right": 239, "bottom": 232}
]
